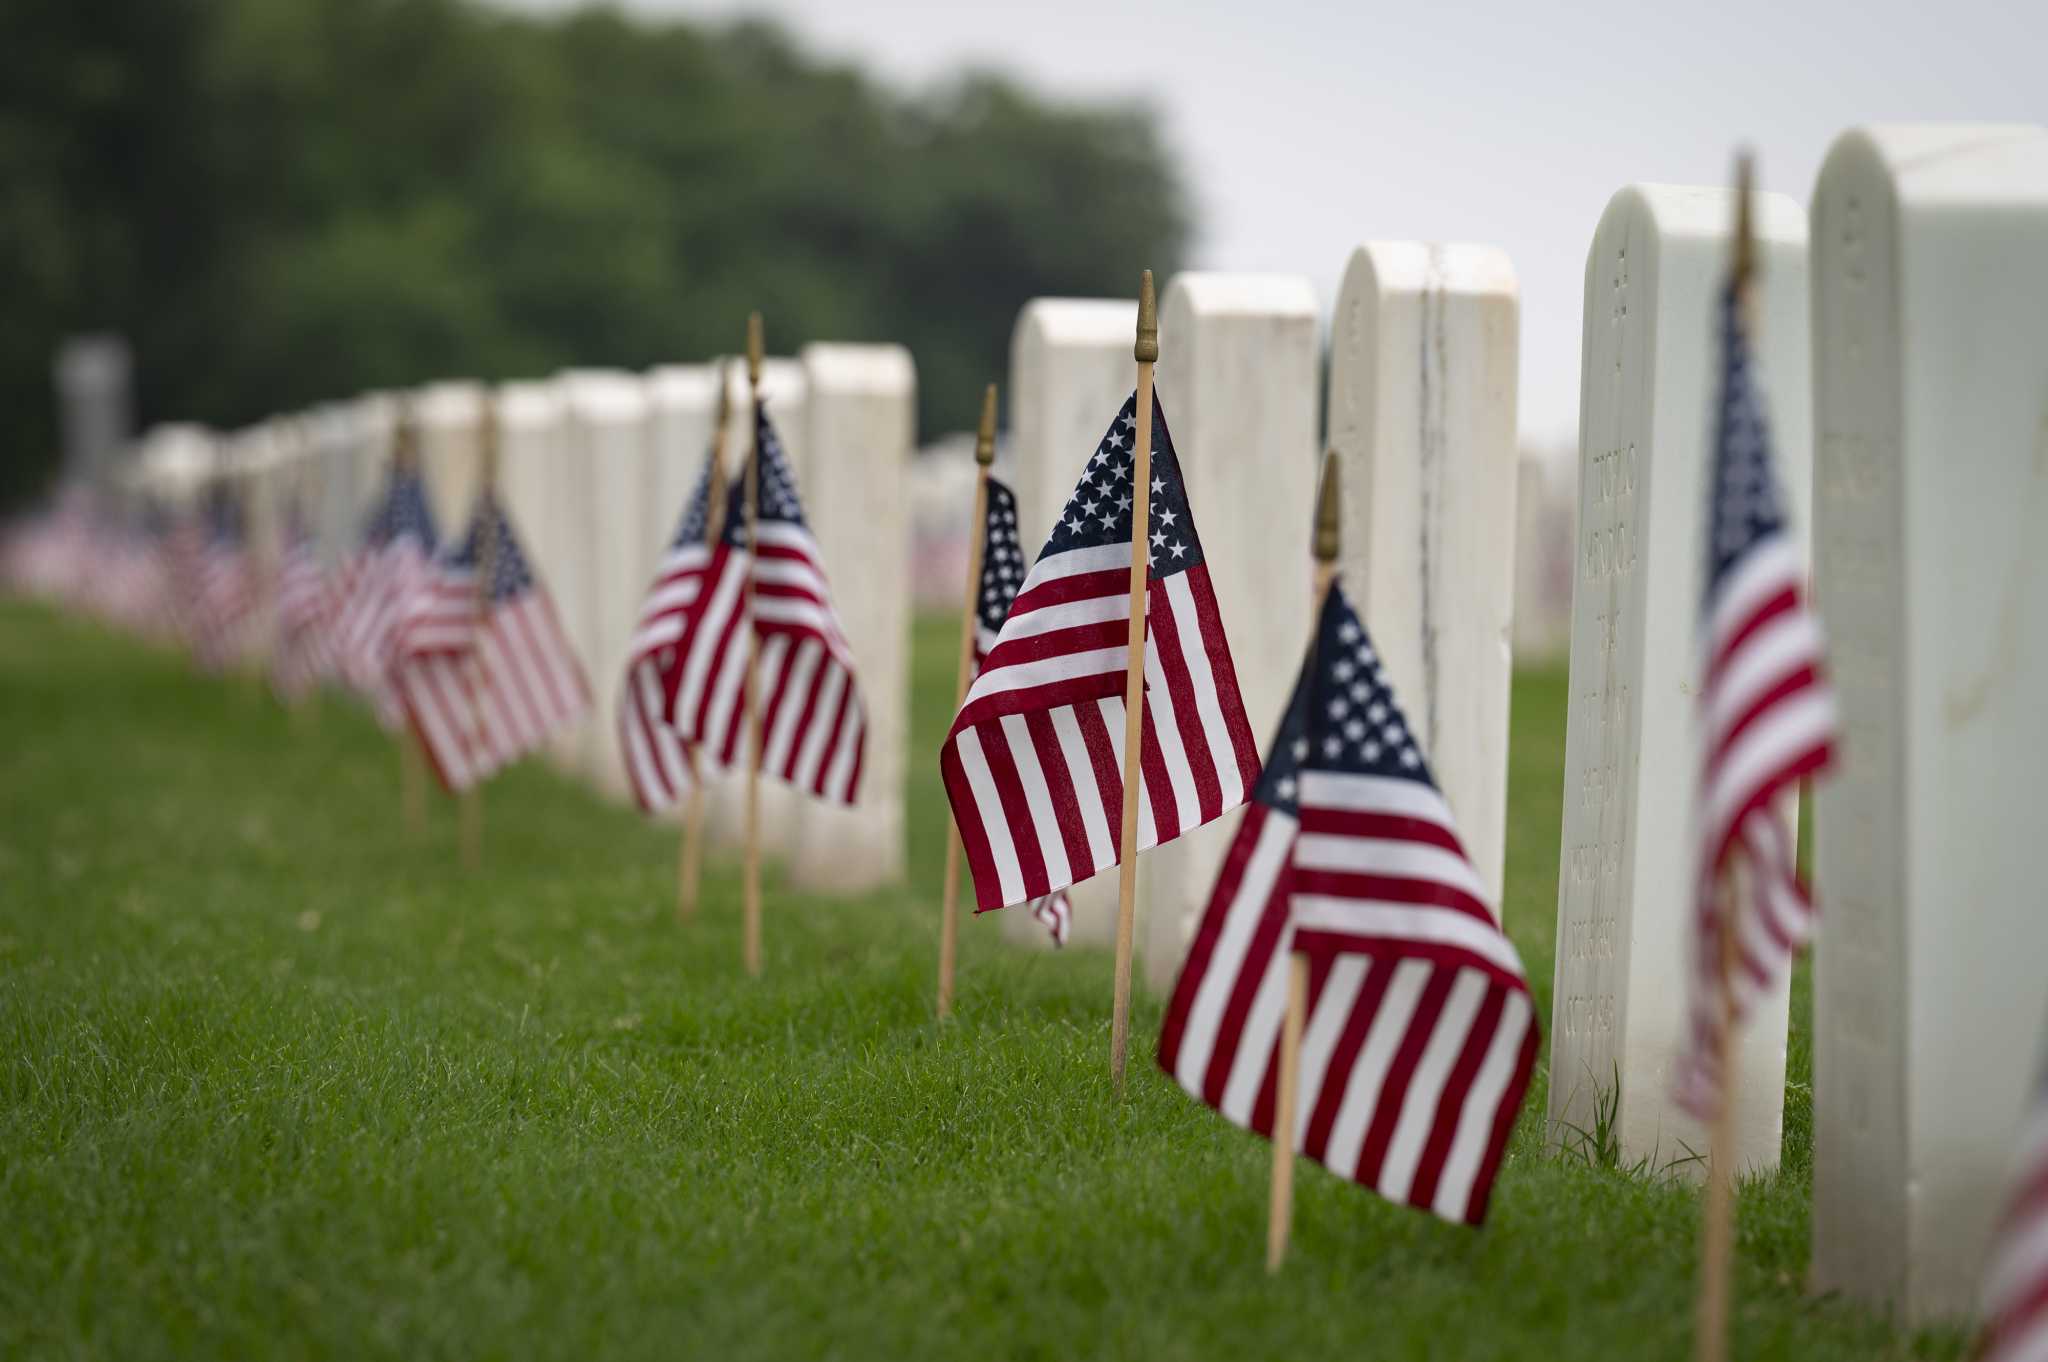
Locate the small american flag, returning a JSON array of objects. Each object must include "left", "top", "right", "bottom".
[
  {"left": 396, "top": 495, "right": 589, "bottom": 793},
  {"left": 1159, "top": 576, "right": 1538, "bottom": 1226},
  {"left": 975, "top": 474, "right": 1073, "bottom": 947},
  {"left": 940, "top": 391, "right": 1259, "bottom": 914},
  {"left": 1978, "top": 1036, "right": 2048, "bottom": 1362},
  {"left": 270, "top": 501, "right": 332, "bottom": 702},
  {"left": 662, "top": 405, "right": 865, "bottom": 805},
  {"left": 334, "top": 467, "right": 439, "bottom": 731},
  {"left": 618, "top": 453, "right": 716, "bottom": 813},
  {"left": 191, "top": 489, "right": 255, "bottom": 673},
  {"left": 1674, "top": 284, "right": 1838, "bottom": 1119}
]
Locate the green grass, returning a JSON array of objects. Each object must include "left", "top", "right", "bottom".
[{"left": 0, "top": 600, "right": 1960, "bottom": 1360}]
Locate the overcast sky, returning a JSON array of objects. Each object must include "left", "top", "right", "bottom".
[{"left": 505, "top": 0, "right": 2043, "bottom": 446}]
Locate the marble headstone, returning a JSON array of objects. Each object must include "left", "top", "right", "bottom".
[
  {"left": 1143, "top": 272, "right": 1320, "bottom": 992},
  {"left": 1326, "top": 242, "right": 1521, "bottom": 909},
  {"left": 1001, "top": 298, "right": 1140, "bottom": 949},
  {"left": 1546, "top": 184, "right": 1812, "bottom": 1178},
  {"left": 787, "top": 343, "right": 916, "bottom": 893},
  {"left": 413, "top": 381, "right": 488, "bottom": 534},
  {"left": 1808, "top": 123, "right": 2048, "bottom": 1325}
]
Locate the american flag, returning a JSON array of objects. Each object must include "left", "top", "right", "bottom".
[
  {"left": 1673, "top": 283, "right": 1838, "bottom": 1119},
  {"left": 976, "top": 474, "right": 1073, "bottom": 948},
  {"left": 270, "top": 501, "right": 332, "bottom": 702},
  {"left": 618, "top": 453, "right": 716, "bottom": 813},
  {"left": 396, "top": 495, "right": 589, "bottom": 793},
  {"left": 940, "top": 391, "right": 1259, "bottom": 914},
  {"left": 191, "top": 489, "right": 256, "bottom": 672},
  {"left": 662, "top": 405, "right": 866, "bottom": 805},
  {"left": 334, "top": 467, "right": 439, "bottom": 730},
  {"left": 1979, "top": 1037, "right": 2048, "bottom": 1362},
  {"left": 1158, "top": 576, "right": 1538, "bottom": 1226}
]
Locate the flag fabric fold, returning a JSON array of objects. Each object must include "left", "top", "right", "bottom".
[
  {"left": 1158, "top": 577, "right": 1538, "bottom": 1227},
  {"left": 618, "top": 453, "right": 717, "bottom": 813},
  {"left": 939, "top": 390, "right": 1259, "bottom": 915},
  {"left": 660, "top": 405, "right": 866, "bottom": 806},
  {"left": 334, "top": 466, "right": 439, "bottom": 730},
  {"left": 396, "top": 495, "right": 589, "bottom": 793},
  {"left": 1978, "top": 1036, "right": 2048, "bottom": 1362},
  {"left": 1674, "top": 284, "right": 1838, "bottom": 1119},
  {"left": 191, "top": 490, "right": 255, "bottom": 673},
  {"left": 271, "top": 502, "right": 333, "bottom": 702}
]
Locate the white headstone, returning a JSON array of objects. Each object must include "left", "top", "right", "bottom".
[
  {"left": 1327, "top": 242, "right": 1521, "bottom": 910},
  {"left": 1546, "top": 184, "right": 1811, "bottom": 1178},
  {"left": 1512, "top": 450, "right": 1576, "bottom": 662},
  {"left": 1143, "top": 272, "right": 1320, "bottom": 992},
  {"left": 135, "top": 424, "right": 215, "bottom": 513},
  {"left": 557, "top": 370, "right": 655, "bottom": 802},
  {"left": 1808, "top": 123, "right": 2048, "bottom": 1325},
  {"left": 786, "top": 343, "right": 916, "bottom": 893},
  {"left": 414, "top": 381, "right": 488, "bottom": 533},
  {"left": 1002, "top": 298, "right": 1140, "bottom": 949},
  {"left": 495, "top": 380, "right": 576, "bottom": 769}
]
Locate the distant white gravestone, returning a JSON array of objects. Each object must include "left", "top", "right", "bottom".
[
  {"left": 1808, "top": 124, "right": 2048, "bottom": 1326},
  {"left": 1326, "top": 242, "right": 1521, "bottom": 912},
  {"left": 788, "top": 344, "right": 915, "bottom": 894},
  {"left": 1546, "top": 184, "right": 1812, "bottom": 1177},
  {"left": 414, "top": 381, "right": 488, "bottom": 535},
  {"left": 1002, "top": 299, "right": 1138, "bottom": 949},
  {"left": 1143, "top": 272, "right": 1320, "bottom": 993}
]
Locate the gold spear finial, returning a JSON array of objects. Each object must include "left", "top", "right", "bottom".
[
  {"left": 1134, "top": 269, "right": 1158, "bottom": 364},
  {"left": 1313, "top": 450, "right": 1341, "bottom": 564},
  {"left": 976, "top": 383, "right": 998, "bottom": 466},
  {"left": 746, "top": 313, "right": 764, "bottom": 388},
  {"left": 1732, "top": 149, "right": 1757, "bottom": 291}
]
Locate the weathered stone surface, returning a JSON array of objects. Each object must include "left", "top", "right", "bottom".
[
  {"left": 1546, "top": 183, "right": 1811, "bottom": 1180},
  {"left": 1142, "top": 273, "right": 1320, "bottom": 992},
  {"left": 1326, "top": 242, "right": 1521, "bottom": 910},
  {"left": 1808, "top": 123, "right": 2048, "bottom": 1325}
]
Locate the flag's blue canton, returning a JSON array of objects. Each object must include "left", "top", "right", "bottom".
[
  {"left": 1044, "top": 393, "right": 1202, "bottom": 576},
  {"left": 978, "top": 477, "right": 1025, "bottom": 636},
  {"left": 1706, "top": 284, "right": 1788, "bottom": 596},
  {"left": 369, "top": 469, "right": 440, "bottom": 552},
  {"left": 666, "top": 458, "right": 714, "bottom": 549},
  {"left": 450, "top": 498, "right": 535, "bottom": 602},
  {"left": 721, "top": 406, "right": 806, "bottom": 545}
]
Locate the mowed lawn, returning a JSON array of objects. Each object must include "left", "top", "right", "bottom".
[{"left": 0, "top": 600, "right": 1959, "bottom": 1360}]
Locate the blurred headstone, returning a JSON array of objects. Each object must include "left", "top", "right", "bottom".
[
  {"left": 54, "top": 334, "right": 133, "bottom": 484},
  {"left": 1143, "top": 271, "right": 1320, "bottom": 992},
  {"left": 1545, "top": 183, "right": 1811, "bottom": 1180},
  {"left": 1327, "top": 242, "right": 1520, "bottom": 910},
  {"left": 789, "top": 343, "right": 916, "bottom": 893},
  {"left": 1808, "top": 123, "right": 2048, "bottom": 1325}
]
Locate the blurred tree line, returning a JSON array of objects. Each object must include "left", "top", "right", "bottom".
[{"left": 0, "top": 0, "right": 1191, "bottom": 506}]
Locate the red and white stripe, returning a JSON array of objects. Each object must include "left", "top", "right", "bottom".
[
  {"left": 1159, "top": 769, "right": 1537, "bottom": 1227},
  {"left": 1676, "top": 530, "right": 1837, "bottom": 1116},
  {"left": 271, "top": 533, "right": 333, "bottom": 701},
  {"left": 397, "top": 567, "right": 589, "bottom": 794},
  {"left": 1981, "top": 1060, "right": 2048, "bottom": 1362},
  {"left": 618, "top": 535, "right": 710, "bottom": 813},
  {"left": 940, "top": 541, "right": 1259, "bottom": 913}
]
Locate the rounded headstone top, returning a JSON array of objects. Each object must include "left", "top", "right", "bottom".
[
  {"left": 1341, "top": 243, "right": 1519, "bottom": 302},
  {"left": 1011, "top": 298, "right": 1139, "bottom": 349},
  {"left": 1820, "top": 124, "right": 2048, "bottom": 205},
  {"left": 495, "top": 379, "right": 564, "bottom": 429},
  {"left": 1604, "top": 183, "right": 1808, "bottom": 247},
  {"left": 1161, "top": 272, "right": 1318, "bottom": 320},
  {"left": 136, "top": 423, "right": 217, "bottom": 486},
  {"left": 722, "top": 357, "right": 806, "bottom": 411},
  {"left": 555, "top": 368, "right": 649, "bottom": 423},
  {"left": 801, "top": 342, "right": 914, "bottom": 395},
  {"left": 414, "top": 380, "right": 489, "bottom": 429},
  {"left": 644, "top": 364, "right": 721, "bottom": 411}
]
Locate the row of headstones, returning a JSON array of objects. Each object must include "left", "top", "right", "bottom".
[
  {"left": 123, "top": 349, "right": 918, "bottom": 896},
  {"left": 996, "top": 124, "right": 2048, "bottom": 1328},
  {"left": 117, "top": 120, "right": 2043, "bottom": 1325}
]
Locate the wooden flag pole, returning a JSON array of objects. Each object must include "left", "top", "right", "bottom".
[
  {"left": 395, "top": 405, "right": 429, "bottom": 839},
  {"left": 1695, "top": 147, "right": 1757, "bottom": 1362},
  {"left": 677, "top": 362, "right": 734, "bottom": 923},
  {"left": 1268, "top": 450, "right": 1342, "bottom": 1273},
  {"left": 938, "top": 382, "right": 998, "bottom": 1020},
  {"left": 1109, "top": 269, "right": 1159, "bottom": 1095},
  {"left": 460, "top": 398, "right": 501, "bottom": 874},
  {"left": 741, "top": 315, "right": 766, "bottom": 977}
]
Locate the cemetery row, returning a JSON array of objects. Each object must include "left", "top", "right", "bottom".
[{"left": 7, "top": 123, "right": 2047, "bottom": 1337}]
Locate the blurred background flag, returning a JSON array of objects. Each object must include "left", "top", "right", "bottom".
[
  {"left": 1978, "top": 1036, "right": 2048, "bottom": 1362},
  {"left": 191, "top": 488, "right": 254, "bottom": 673},
  {"left": 1158, "top": 578, "right": 1538, "bottom": 1227},
  {"left": 938, "top": 392, "right": 1258, "bottom": 914},
  {"left": 619, "top": 453, "right": 716, "bottom": 814},
  {"left": 270, "top": 498, "right": 331, "bottom": 703},
  {"left": 396, "top": 496, "right": 587, "bottom": 794},
  {"left": 335, "top": 464, "right": 439, "bottom": 730}
]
